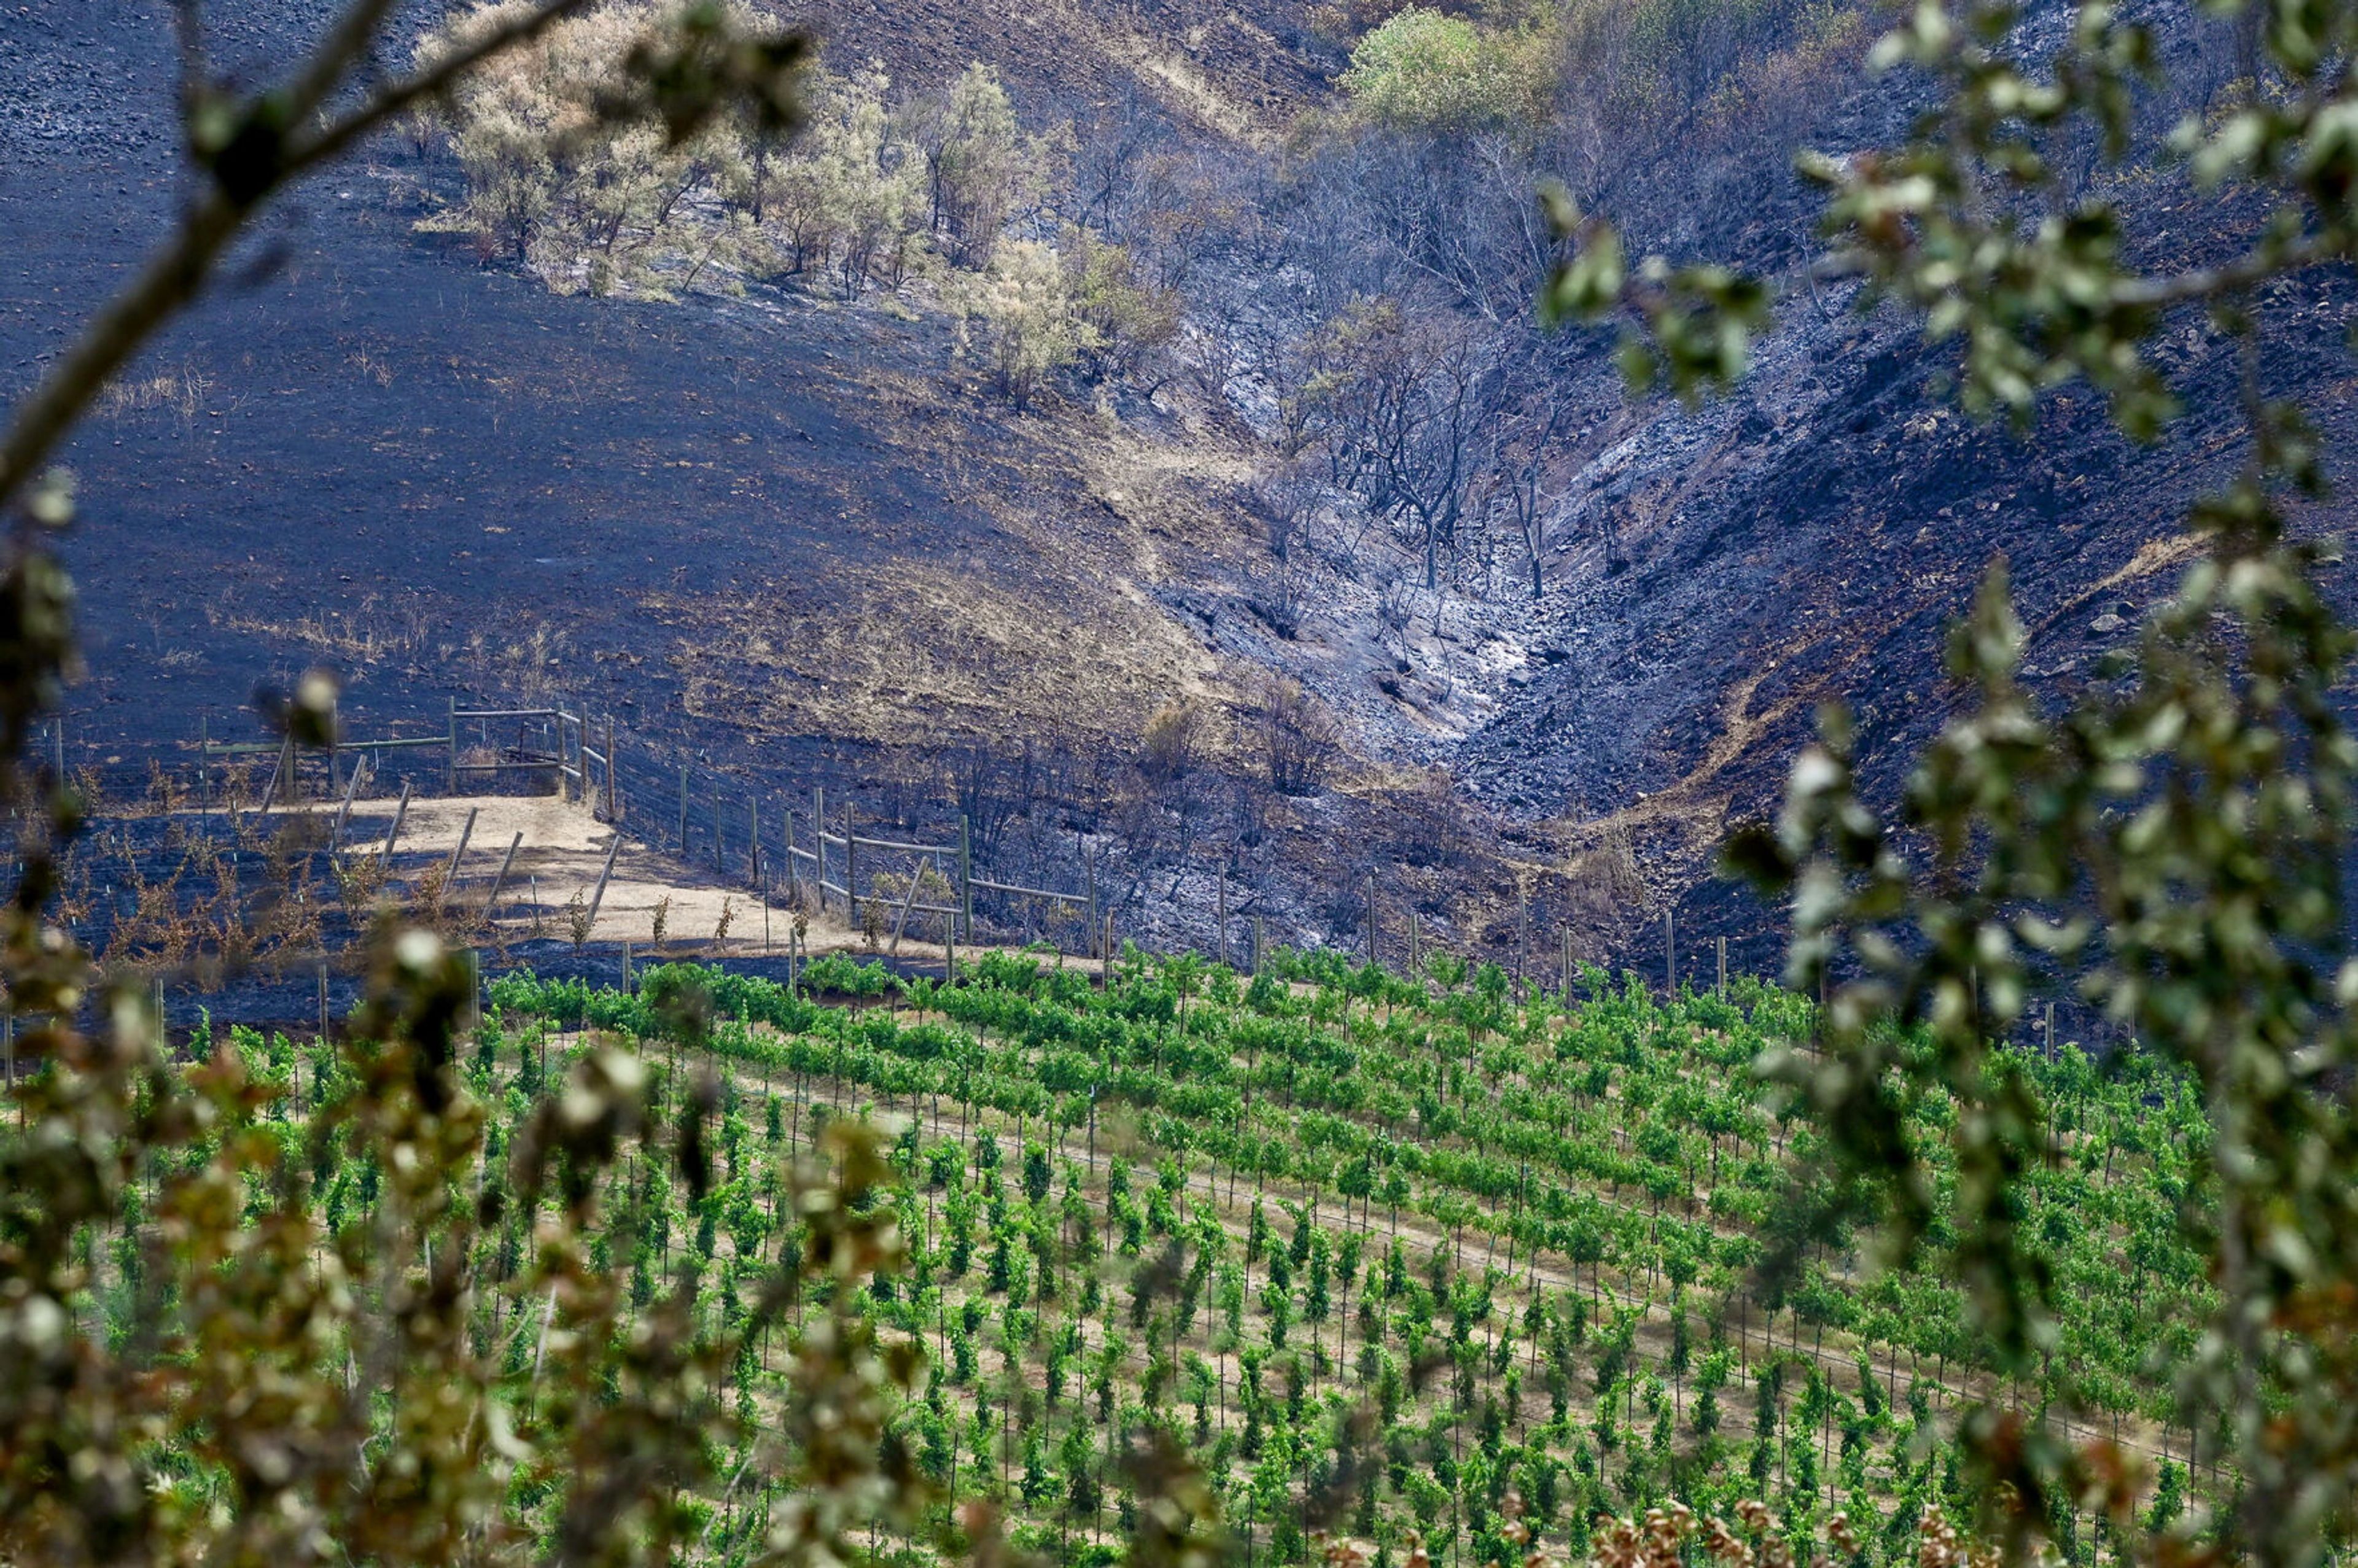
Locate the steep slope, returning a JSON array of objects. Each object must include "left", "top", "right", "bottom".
[
  {"left": 1205, "top": 0, "right": 2358, "bottom": 968},
  {"left": 7, "top": 0, "right": 2357, "bottom": 981},
  {"left": 0, "top": 1, "right": 1272, "bottom": 772},
  {"left": 777, "top": 0, "right": 1332, "bottom": 137}
]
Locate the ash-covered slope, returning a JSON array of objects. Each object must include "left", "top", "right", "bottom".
[
  {"left": 1416, "top": 1, "right": 2358, "bottom": 950},
  {"left": 0, "top": 0, "right": 1258, "bottom": 771},
  {"left": 6, "top": 0, "right": 2356, "bottom": 971}
]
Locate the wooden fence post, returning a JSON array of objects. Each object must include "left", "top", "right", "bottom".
[
  {"left": 483, "top": 831, "right": 523, "bottom": 922},
  {"left": 957, "top": 815, "right": 973, "bottom": 941},
  {"left": 784, "top": 807, "right": 799, "bottom": 904},
  {"left": 1365, "top": 874, "right": 1378, "bottom": 969},
  {"left": 888, "top": 855, "right": 930, "bottom": 958},
  {"left": 434, "top": 805, "right": 479, "bottom": 913},
  {"left": 1216, "top": 867, "right": 1228, "bottom": 970},
  {"left": 585, "top": 831, "right": 624, "bottom": 936},
  {"left": 445, "top": 698, "right": 457, "bottom": 794},
  {"left": 1562, "top": 928, "right": 1574, "bottom": 999},
  {"left": 1717, "top": 935, "right": 1728, "bottom": 998},
  {"left": 604, "top": 717, "right": 617, "bottom": 820},
  {"left": 750, "top": 798, "right": 761, "bottom": 889},
  {"left": 1517, "top": 891, "right": 1529, "bottom": 986},
  {"left": 331, "top": 761, "right": 362, "bottom": 852},
  {"left": 1664, "top": 909, "right": 1676, "bottom": 995},
  {"left": 813, "top": 787, "right": 827, "bottom": 915},
  {"left": 846, "top": 797, "right": 860, "bottom": 933},
  {"left": 381, "top": 780, "right": 413, "bottom": 859},
  {"left": 257, "top": 732, "right": 292, "bottom": 816},
  {"left": 1084, "top": 839, "right": 1097, "bottom": 950}
]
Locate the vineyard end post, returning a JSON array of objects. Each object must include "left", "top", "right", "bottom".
[
  {"left": 1517, "top": 891, "right": 1529, "bottom": 988},
  {"left": 958, "top": 813, "right": 973, "bottom": 942},
  {"left": 1216, "top": 866, "right": 1228, "bottom": 970}
]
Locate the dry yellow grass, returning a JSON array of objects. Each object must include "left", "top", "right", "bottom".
[{"left": 654, "top": 555, "right": 1226, "bottom": 750}]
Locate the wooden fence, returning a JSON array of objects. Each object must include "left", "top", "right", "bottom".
[
  {"left": 82, "top": 696, "right": 1132, "bottom": 963},
  {"left": 37, "top": 697, "right": 1794, "bottom": 994}
]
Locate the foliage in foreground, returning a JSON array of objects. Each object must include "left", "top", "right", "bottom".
[
  {"left": 0, "top": 937, "right": 937, "bottom": 1565},
  {"left": 1540, "top": 0, "right": 2358, "bottom": 1561},
  {"left": 6, "top": 0, "right": 2358, "bottom": 1562}
]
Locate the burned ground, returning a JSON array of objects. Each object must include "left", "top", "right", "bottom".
[{"left": 9, "top": 0, "right": 2358, "bottom": 982}]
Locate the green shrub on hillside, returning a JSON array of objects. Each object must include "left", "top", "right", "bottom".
[
  {"left": 772, "top": 63, "right": 932, "bottom": 297},
  {"left": 419, "top": 0, "right": 773, "bottom": 293},
  {"left": 1339, "top": 8, "right": 1557, "bottom": 134},
  {"left": 906, "top": 63, "right": 1041, "bottom": 268},
  {"left": 420, "top": 7, "right": 1053, "bottom": 305}
]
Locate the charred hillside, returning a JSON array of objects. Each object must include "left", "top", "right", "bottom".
[{"left": 3, "top": 0, "right": 2353, "bottom": 972}]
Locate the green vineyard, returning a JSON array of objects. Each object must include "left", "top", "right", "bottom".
[{"left": 51, "top": 948, "right": 2217, "bottom": 1566}]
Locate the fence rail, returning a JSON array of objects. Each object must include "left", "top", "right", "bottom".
[{"left": 969, "top": 876, "right": 1086, "bottom": 906}]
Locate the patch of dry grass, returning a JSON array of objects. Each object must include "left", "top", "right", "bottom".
[
  {"left": 656, "top": 556, "right": 1226, "bottom": 749},
  {"left": 95, "top": 364, "right": 212, "bottom": 418}
]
